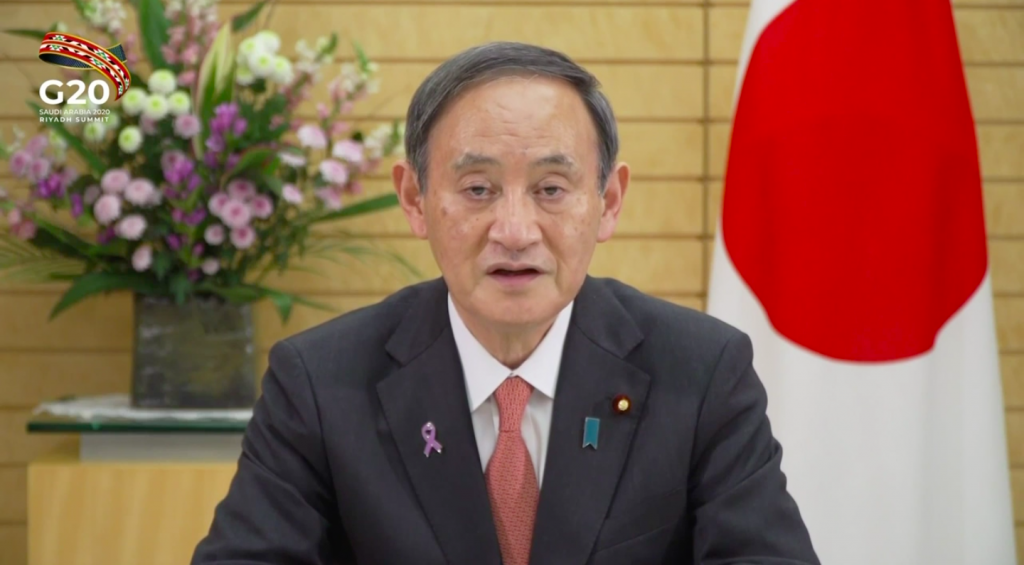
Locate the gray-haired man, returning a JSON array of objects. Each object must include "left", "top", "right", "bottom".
[{"left": 192, "top": 41, "right": 819, "bottom": 565}]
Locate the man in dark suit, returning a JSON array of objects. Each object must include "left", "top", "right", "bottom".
[{"left": 192, "top": 41, "right": 819, "bottom": 565}]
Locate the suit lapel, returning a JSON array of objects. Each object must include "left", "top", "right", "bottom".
[
  {"left": 376, "top": 280, "right": 502, "bottom": 565},
  {"left": 530, "top": 277, "right": 652, "bottom": 565}
]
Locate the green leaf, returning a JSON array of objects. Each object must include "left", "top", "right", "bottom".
[
  {"left": 319, "top": 33, "right": 338, "bottom": 58},
  {"left": 352, "top": 41, "right": 371, "bottom": 73},
  {"left": 169, "top": 272, "right": 192, "bottom": 304},
  {"left": 231, "top": 0, "right": 267, "bottom": 32},
  {"left": 308, "top": 193, "right": 399, "bottom": 224},
  {"left": 3, "top": 29, "right": 48, "bottom": 41},
  {"left": 193, "top": 22, "right": 235, "bottom": 158},
  {"left": 28, "top": 102, "right": 105, "bottom": 175},
  {"left": 33, "top": 218, "right": 93, "bottom": 257},
  {"left": 136, "top": 0, "right": 172, "bottom": 71},
  {"left": 225, "top": 147, "right": 274, "bottom": 179},
  {"left": 263, "top": 175, "right": 284, "bottom": 197},
  {"left": 49, "top": 272, "right": 162, "bottom": 319},
  {"left": 72, "top": 0, "right": 91, "bottom": 19},
  {"left": 152, "top": 252, "right": 172, "bottom": 280},
  {"left": 266, "top": 289, "right": 293, "bottom": 323}
]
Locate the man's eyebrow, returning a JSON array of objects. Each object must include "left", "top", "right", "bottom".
[
  {"left": 452, "top": 153, "right": 500, "bottom": 170},
  {"left": 532, "top": 153, "right": 577, "bottom": 170},
  {"left": 450, "top": 153, "right": 579, "bottom": 171}
]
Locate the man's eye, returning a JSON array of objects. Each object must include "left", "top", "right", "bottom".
[
  {"left": 468, "top": 186, "right": 489, "bottom": 197},
  {"left": 541, "top": 186, "right": 564, "bottom": 197}
]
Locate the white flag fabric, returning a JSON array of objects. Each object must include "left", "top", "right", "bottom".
[{"left": 706, "top": 0, "right": 1017, "bottom": 563}]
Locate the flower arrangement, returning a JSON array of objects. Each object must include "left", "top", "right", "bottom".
[{"left": 0, "top": 0, "right": 409, "bottom": 323}]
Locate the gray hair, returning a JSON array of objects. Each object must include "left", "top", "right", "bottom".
[{"left": 403, "top": 41, "right": 619, "bottom": 193}]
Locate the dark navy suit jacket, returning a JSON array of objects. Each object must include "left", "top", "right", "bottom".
[{"left": 192, "top": 276, "right": 819, "bottom": 564}]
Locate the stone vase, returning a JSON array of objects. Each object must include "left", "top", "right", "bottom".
[{"left": 131, "top": 293, "right": 257, "bottom": 409}]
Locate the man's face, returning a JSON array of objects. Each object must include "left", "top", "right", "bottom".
[{"left": 394, "top": 75, "right": 629, "bottom": 331}]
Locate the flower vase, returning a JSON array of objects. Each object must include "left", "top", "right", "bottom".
[{"left": 131, "top": 293, "right": 257, "bottom": 409}]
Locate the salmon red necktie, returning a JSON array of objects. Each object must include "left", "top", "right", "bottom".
[{"left": 485, "top": 376, "right": 539, "bottom": 565}]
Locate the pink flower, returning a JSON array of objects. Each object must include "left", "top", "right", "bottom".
[
  {"left": 140, "top": 116, "right": 159, "bottom": 135},
  {"left": 316, "top": 188, "right": 342, "bottom": 211},
  {"left": 297, "top": 124, "right": 327, "bottom": 149},
  {"left": 93, "top": 194, "right": 122, "bottom": 225},
  {"left": 25, "top": 135, "right": 47, "bottom": 156},
  {"left": 250, "top": 195, "right": 274, "bottom": 219},
  {"left": 6, "top": 209, "right": 22, "bottom": 225},
  {"left": 60, "top": 166, "right": 79, "bottom": 190},
  {"left": 332, "top": 139, "right": 364, "bottom": 163},
  {"left": 230, "top": 225, "right": 255, "bottom": 249},
  {"left": 12, "top": 219, "right": 36, "bottom": 240},
  {"left": 330, "top": 120, "right": 351, "bottom": 137},
  {"left": 174, "top": 114, "right": 200, "bottom": 138},
  {"left": 124, "top": 178, "right": 157, "bottom": 206},
  {"left": 29, "top": 158, "right": 51, "bottom": 183},
  {"left": 181, "top": 44, "right": 200, "bottom": 66},
  {"left": 177, "top": 70, "right": 197, "bottom": 88},
  {"left": 282, "top": 183, "right": 303, "bottom": 205},
  {"left": 226, "top": 179, "right": 256, "bottom": 201},
  {"left": 318, "top": 159, "right": 349, "bottom": 185},
  {"left": 101, "top": 168, "right": 131, "bottom": 194},
  {"left": 220, "top": 198, "right": 251, "bottom": 229},
  {"left": 9, "top": 151, "right": 31, "bottom": 177},
  {"left": 132, "top": 244, "right": 153, "bottom": 272},
  {"left": 208, "top": 192, "right": 230, "bottom": 217},
  {"left": 204, "top": 224, "right": 225, "bottom": 245},
  {"left": 115, "top": 214, "right": 147, "bottom": 240},
  {"left": 279, "top": 152, "right": 306, "bottom": 168},
  {"left": 317, "top": 103, "right": 330, "bottom": 120},
  {"left": 83, "top": 185, "right": 101, "bottom": 205},
  {"left": 348, "top": 180, "right": 364, "bottom": 195},
  {"left": 201, "top": 258, "right": 220, "bottom": 275}
]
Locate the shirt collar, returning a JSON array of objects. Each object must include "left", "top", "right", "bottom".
[{"left": 448, "top": 293, "right": 574, "bottom": 412}]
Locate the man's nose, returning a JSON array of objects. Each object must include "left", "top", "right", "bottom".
[{"left": 488, "top": 190, "right": 542, "bottom": 252}]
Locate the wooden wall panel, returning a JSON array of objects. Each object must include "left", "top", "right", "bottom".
[
  {"left": 0, "top": 2, "right": 1022, "bottom": 564},
  {"left": 0, "top": 526, "right": 27, "bottom": 565},
  {"left": 1006, "top": 354, "right": 1024, "bottom": 409},
  {"left": 0, "top": 4, "right": 706, "bottom": 61}
]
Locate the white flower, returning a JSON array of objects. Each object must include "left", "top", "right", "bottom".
[
  {"left": 250, "top": 52, "right": 275, "bottom": 79},
  {"left": 142, "top": 94, "right": 169, "bottom": 121},
  {"left": 295, "top": 39, "right": 317, "bottom": 61},
  {"left": 237, "top": 36, "right": 266, "bottom": 66},
  {"left": 235, "top": 65, "right": 256, "bottom": 86},
  {"left": 167, "top": 91, "right": 191, "bottom": 116},
  {"left": 270, "top": 56, "right": 294, "bottom": 85},
  {"left": 201, "top": 258, "right": 220, "bottom": 275},
  {"left": 255, "top": 30, "right": 281, "bottom": 54},
  {"left": 148, "top": 69, "right": 177, "bottom": 96},
  {"left": 121, "top": 89, "right": 148, "bottom": 116},
  {"left": 48, "top": 130, "right": 68, "bottom": 151},
  {"left": 105, "top": 112, "right": 121, "bottom": 130},
  {"left": 83, "top": 121, "right": 106, "bottom": 143},
  {"left": 117, "top": 126, "right": 143, "bottom": 153}
]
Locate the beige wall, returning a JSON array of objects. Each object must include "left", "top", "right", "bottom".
[{"left": 0, "top": 1, "right": 1022, "bottom": 563}]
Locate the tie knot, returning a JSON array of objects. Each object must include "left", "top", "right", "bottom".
[{"left": 494, "top": 376, "right": 533, "bottom": 432}]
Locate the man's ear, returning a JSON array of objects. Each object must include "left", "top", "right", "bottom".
[
  {"left": 393, "top": 160, "right": 428, "bottom": 239},
  {"left": 597, "top": 162, "right": 630, "bottom": 243}
]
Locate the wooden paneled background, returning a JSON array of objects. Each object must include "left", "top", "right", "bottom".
[{"left": 0, "top": 1, "right": 1022, "bottom": 563}]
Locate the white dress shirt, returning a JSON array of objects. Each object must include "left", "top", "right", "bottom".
[{"left": 448, "top": 294, "right": 574, "bottom": 488}]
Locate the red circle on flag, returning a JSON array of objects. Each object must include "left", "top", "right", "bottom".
[{"left": 721, "top": 0, "right": 988, "bottom": 362}]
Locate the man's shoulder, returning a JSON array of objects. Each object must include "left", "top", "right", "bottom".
[
  {"left": 274, "top": 278, "right": 438, "bottom": 359},
  {"left": 593, "top": 277, "right": 748, "bottom": 365}
]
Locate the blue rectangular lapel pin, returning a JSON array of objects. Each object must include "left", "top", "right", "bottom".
[{"left": 583, "top": 417, "right": 600, "bottom": 450}]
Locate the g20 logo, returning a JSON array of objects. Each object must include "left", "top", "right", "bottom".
[{"left": 39, "top": 79, "right": 111, "bottom": 106}]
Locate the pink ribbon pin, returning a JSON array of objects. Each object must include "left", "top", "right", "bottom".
[{"left": 422, "top": 422, "right": 443, "bottom": 457}]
